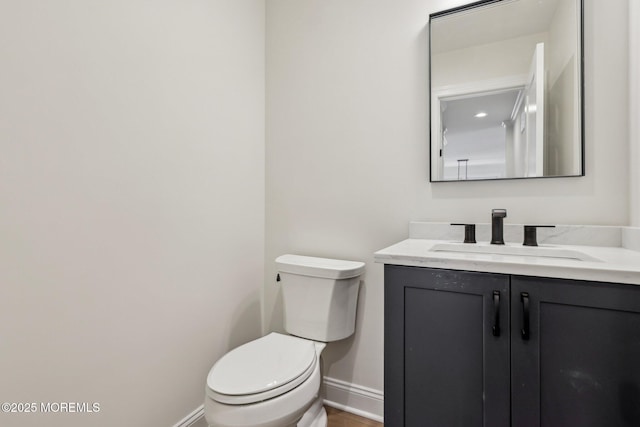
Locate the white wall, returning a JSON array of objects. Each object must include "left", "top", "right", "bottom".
[
  {"left": 432, "top": 32, "right": 546, "bottom": 87},
  {"left": 1, "top": 0, "right": 630, "bottom": 424},
  {"left": 0, "top": 1, "right": 264, "bottom": 426},
  {"left": 265, "top": 0, "right": 630, "bottom": 410},
  {"left": 548, "top": 0, "right": 579, "bottom": 86},
  {"left": 631, "top": 0, "right": 640, "bottom": 226},
  {"left": 547, "top": 0, "right": 581, "bottom": 176}
]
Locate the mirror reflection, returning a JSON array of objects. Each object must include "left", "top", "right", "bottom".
[{"left": 430, "top": 0, "right": 583, "bottom": 182}]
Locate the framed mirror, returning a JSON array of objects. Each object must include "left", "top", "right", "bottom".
[{"left": 429, "top": 0, "right": 584, "bottom": 182}]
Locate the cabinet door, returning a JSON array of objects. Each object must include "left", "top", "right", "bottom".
[
  {"left": 385, "top": 265, "right": 510, "bottom": 427},
  {"left": 511, "top": 276, "right": 640, "bottom": 427}
]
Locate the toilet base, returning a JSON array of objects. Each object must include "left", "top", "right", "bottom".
[{"left": 297, "top": 397, "right": 326, "bottom": 427}]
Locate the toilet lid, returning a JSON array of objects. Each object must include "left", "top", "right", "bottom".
[{"left": 207, "top": 333, "right": 317, "bottom": 404}]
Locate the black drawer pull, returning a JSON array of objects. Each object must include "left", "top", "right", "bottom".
[
  {"left": 521, "top": 292, "right": 530, "bottom": 340},
  {"left": 492, "top": 290, "right": 501, "bottom": 337}
]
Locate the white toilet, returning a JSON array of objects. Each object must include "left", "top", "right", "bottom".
[{"left": 204, "top": 254, "right": 365, "bottom": 427}]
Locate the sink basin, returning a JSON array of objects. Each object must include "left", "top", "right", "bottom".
[{"left": 430, "top": 242, "right": 602, "bottom": 262}]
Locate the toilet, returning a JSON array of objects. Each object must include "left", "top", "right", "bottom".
[{"left": 204, "top": 254, "right": 365, "bottom": 427}]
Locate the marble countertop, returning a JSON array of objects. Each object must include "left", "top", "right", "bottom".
[{"left": 374, "top": 223, "right": 640, "bottom": 285}]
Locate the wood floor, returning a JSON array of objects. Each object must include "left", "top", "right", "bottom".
[{"left": 325, "top": 406, "right": 383, "bottom": 427}]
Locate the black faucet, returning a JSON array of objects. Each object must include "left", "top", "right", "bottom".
[{"left": 491, "top": 209, "right": 507, "bottom": 245}]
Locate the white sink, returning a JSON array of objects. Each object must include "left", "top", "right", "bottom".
[{"left": 430, "top": 242, "right": 602, "bottom": 262}]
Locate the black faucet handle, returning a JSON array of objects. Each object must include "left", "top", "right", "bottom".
[
  {"left": 523, "top": 225, "right": 555, "bottom": 246},
  {"left": 451, "top": 223, "right": 476, "bottom": 244}
]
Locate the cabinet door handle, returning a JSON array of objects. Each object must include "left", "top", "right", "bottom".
[
  {"left": 521, "top": 292, "right": 530, "bottom": 340},
  {"left": 492, "top": 290, "right": 501, "bottom": 337}
]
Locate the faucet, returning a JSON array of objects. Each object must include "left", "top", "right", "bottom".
[{"left": 491, "top": 209, "right": 507, "bottom": 245}]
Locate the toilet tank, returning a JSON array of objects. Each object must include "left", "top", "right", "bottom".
[{"left": 276, "top": 254, "right": 365, "bottom": 342}]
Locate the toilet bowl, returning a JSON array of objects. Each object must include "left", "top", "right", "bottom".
[
  {"left": 204, "top": 255, "right": 365, "bottom": 427},
  {"left": 204, "top": 333, "right": 326, "bottom": 427}
]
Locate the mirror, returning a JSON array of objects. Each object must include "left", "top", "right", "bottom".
[{"left": 429, "top": 0, "right": 584, "bottom": 182}]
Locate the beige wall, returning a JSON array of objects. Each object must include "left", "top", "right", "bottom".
[
  {"left": 0, "top": 1, "right": 265, "bottom": 426},
  {"left": 265, "top": 0, "right": 629, "bottom": 404}
]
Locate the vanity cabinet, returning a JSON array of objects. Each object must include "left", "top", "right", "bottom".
[{"left": 384, "top": 265, "right": 640, "bottom": 427}]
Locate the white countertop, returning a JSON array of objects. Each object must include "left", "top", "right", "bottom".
[{"left": 374, "top": 239, "right": 640, "bottom": 285}]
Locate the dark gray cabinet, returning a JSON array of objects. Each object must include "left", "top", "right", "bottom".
[
  {"left": 511, "top": 276, "right": 640, "bottom": 427},
  {"left": 385, "top": 265, "right": 640, "bottom": 427}
]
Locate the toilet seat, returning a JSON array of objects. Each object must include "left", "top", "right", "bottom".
[{"left": 207, "top": 333, "right": 317, "bottom": 405}]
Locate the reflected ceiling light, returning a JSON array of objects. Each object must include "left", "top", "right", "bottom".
[{"left": 474, "top": 112, "right": 488, "bottom": 118}]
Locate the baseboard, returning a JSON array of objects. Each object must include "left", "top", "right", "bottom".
[
  {"left": 172, "top": 404, "right": 205, "bottom": 427},
  {"left": 322, "top": 376, "right": 384, "bottom": 423},
  {"left": 176, "top": 378, "right": 384, "bottom": 426}
]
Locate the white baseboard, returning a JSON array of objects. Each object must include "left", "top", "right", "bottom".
[
  {"left": 176, "top": 378, "right": 384, "bottom": 427},
  {"left": 322, "top": 376, "right": 384, "bottom": 423},
  {"left": 172, "top": 404, "right": 205, "bottom": 427}
]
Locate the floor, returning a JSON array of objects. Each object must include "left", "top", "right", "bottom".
[{"left": 325, "top": 406, "right": 383, "bottom": 427}]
